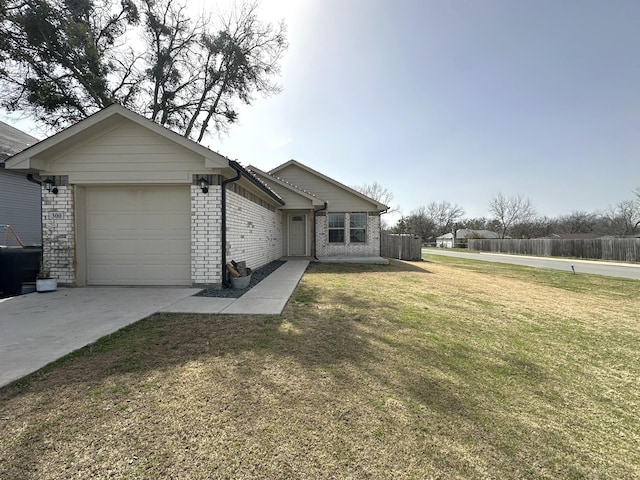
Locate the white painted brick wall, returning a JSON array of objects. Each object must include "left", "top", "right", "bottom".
[
  {"left": 316, "top": 213, "right": 381, "bottom": 257},
  {"left": 41, "top": 185, "right": 75, "bottom": 285},
  {"left": 191, "top": 185, "right": 222, "bottom": 286},
  {"left": 226, "top": 190, "right": 283, "bottom": 270}
]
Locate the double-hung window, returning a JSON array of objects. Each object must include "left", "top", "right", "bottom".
[
  {"left": 328, "top": 213, "right": 345, "bottom": 243},
  {"left": 349, "top": 213, "right": 367, "bottom": 243}
]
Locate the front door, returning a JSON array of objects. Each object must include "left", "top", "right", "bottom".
[{"left": 288, "top": 214, "right": 307, "bottom": 256}]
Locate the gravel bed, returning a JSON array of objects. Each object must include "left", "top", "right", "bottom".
[{"left": 194, "top": 260, "right": 286, "bottom": 298}]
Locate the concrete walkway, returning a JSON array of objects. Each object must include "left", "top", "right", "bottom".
[
  {"left": 0, "top": 260, "right": 309, "bottom": 387},
  {"left": 161, "top": 260, "right": 309, "bottom": 314}
]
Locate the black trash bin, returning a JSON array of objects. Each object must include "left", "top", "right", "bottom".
[{"left": 0, "top": 246, "right": 42, "bottom": 297}]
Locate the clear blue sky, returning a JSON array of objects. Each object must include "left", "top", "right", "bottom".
[{"left": 4, "top": 0, "right": 639, "bottom": 225}]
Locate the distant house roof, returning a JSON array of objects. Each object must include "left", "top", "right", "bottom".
[
  {"left": 436, "top": 233, "right": 454, "bottom": 240},
  {"left": 541, "top": 233, "right": 601, "bottom": 240},
  {"left": 0, "top": 120, "right": 38, "bottom": 164},
  {"left": 456, "top": 229, "right": 501, "bottom": 239}
]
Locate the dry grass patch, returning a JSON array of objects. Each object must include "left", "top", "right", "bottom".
[{"left": 1, "top": 257, "right": 639, "bottom": 479}]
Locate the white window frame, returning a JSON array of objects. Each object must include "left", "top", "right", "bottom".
[
  {"left": 349, "top": 213, "right": 367, "bottom": 243},
  {"left": 328, "top": 213, "right": 345, "bottom": 243}
]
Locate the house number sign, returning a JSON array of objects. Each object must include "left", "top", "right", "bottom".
[{"left": 49, "top": 212, "right": 64, "bottom": 220}]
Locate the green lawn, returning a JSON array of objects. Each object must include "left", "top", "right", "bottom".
[{"left": 1, "top": 256, "right": 638, "bottom": 479}]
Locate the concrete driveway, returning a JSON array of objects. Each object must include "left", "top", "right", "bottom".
[{"left": 0, "top": 287, "right": 200, "bottom": 388}]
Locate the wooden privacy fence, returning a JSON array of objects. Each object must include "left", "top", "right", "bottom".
[
  {"left": 468, "top": 238, "right": 640, "bottom": 263},
  {"left": 381, "top": 232, "right": 423, "bottom": 261}
]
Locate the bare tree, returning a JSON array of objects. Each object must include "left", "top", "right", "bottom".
[
  {"left": 603, "top": 199, "right": 640, "bottom": 236},
  {"left": 392, "top": 201, "right": 463, "bottom": 241},
  {"left": 425, "top": 201, "right": 465, "bottom": 235},
  {"left": 0, "top": 0, "right": 287, "bottom": 140},
  {"left": 351, "top": 181, "right": 394, "bottom": 210},
  {"left": 488, "top": 193, "right": 537, "bottom": 239},
  {"left": 400, "top": 206, "right": 437, "bottom": 241},
  {"left": 351, "top": 181, "right": 395, "bottom": 230},
  {"left": 0, "top": 0, "right": 140, "bottom": 129},
  {"left": 555, "top": 211, "right": 599, "bottom": 234},
  {"left": 181, "top": 1, "right": 287, "bottom": 141}
]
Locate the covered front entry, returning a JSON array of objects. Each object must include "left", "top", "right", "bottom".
[
  {"left": 287, "top": 214, "right": 308, "bottom": 256},
  {"left": 84, "top": 185, "right": 191, "bottom": 285}
]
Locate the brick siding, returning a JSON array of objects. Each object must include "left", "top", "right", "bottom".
[
  {"left": 316, "top": 212, "right": 381, "bottom": 257},
  {"left": 41, "top": 182, "right": 75, "bottom": 285},
  {"left": 191, "top": 184, "right": 222, "bottom": 286},
  {"left": 226, "top": 189, "right": 282, "bottom": 270}
]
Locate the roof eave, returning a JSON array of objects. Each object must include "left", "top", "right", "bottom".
[
  {"left": 230, "top": 161, "right": 285, "bottom": 206},
  {"left": 269, "top": 159, "right": 388, "bottom": 212},
  {"left": 249, "top": 165, "right": 325, "bottom": 206}
]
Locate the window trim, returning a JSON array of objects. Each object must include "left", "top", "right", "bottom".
[
  {"left": 328, "top": 213, "right": 345, "bottom": 243},
  {"left": 349, "top": 212, "right": 367, "bottom": 243}
]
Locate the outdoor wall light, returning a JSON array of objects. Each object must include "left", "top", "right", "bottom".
[
  {"left": 43, "top": 177, "right": 58, "bottom": 195},
  {"left": 198, "top": 176, "right": 209, "bottom": 194}
]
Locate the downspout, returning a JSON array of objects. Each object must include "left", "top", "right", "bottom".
[
  {"left": 27, "top": 174, "right": 45, "bottom": 254},
  {"left": 26, "top": 173, "right": 42, "bottom": 187},
  {"left": 379, "top": 206, "right": 389, "bottom": 257},
  {"left": 313, "top": 202, "right": 328, "bottom": 261},
  {"left": 220, "top": 164, "right": 242, "bottom": 287}
]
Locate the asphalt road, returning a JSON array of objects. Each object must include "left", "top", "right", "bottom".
[{"left": 423, "top": 248, "right": 640, "bottom": 281}]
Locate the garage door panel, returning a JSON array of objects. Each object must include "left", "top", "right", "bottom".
[
  {"left": 87, "top": 239, "right": 139, "bottom": 256},
  {"left": 86, "top": 186, "right": 191, "bottom": 285},
  {"left": 141, "top": 213, "right": 189, "bottom": 226},
  {"left": 88, "top": 215, "right": 141, "bottom": 231},
  {"left": 143, "top": 241, "right": 184, "bottom": 255}
]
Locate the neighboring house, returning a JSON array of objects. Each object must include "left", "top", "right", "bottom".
[
  {"left": 0, "top": 121, "right": 40, "bottom": 245},
  {"left": 5, "top": 104, "right": 387, "bottom": 288},
  {"left": 435, "top": 229, "right": 501, "bottom": 248},
  {"left": 435, "top": 232, "right": 454, "bottom": 248}
]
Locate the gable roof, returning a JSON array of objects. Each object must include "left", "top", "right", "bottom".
[
  {"left": 4, "top": 104, "right": 229, "bottom": 171},
  {"left": 248, "top": 165, "right": 326, "bottom": 207},
  {"left": 269, "top": 159, "right": 389, "bottom": 211},
  {"left": 0, "top": 120, "right": 38, "bottom": 164}
]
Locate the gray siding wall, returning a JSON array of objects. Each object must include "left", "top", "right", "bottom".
[{"left": 0, "top": 170, "right": 41, "bottom": 245}]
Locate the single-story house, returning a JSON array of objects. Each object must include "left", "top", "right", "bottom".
[
  {"left": 0, "top": 121, "right": 41, "bottom": 245},
  {"left": 5, "top": 104, "right": 388, "bottom": 287},
  {"left": 435, "top": 229, "right": 502, "bottom": 248},
  {"left": 435, "top": 232, "right": 455, "bottom": 248}
]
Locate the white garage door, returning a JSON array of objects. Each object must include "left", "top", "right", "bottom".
[{"left": 86, "top": 186, "right": 191, "bottom": 285}]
